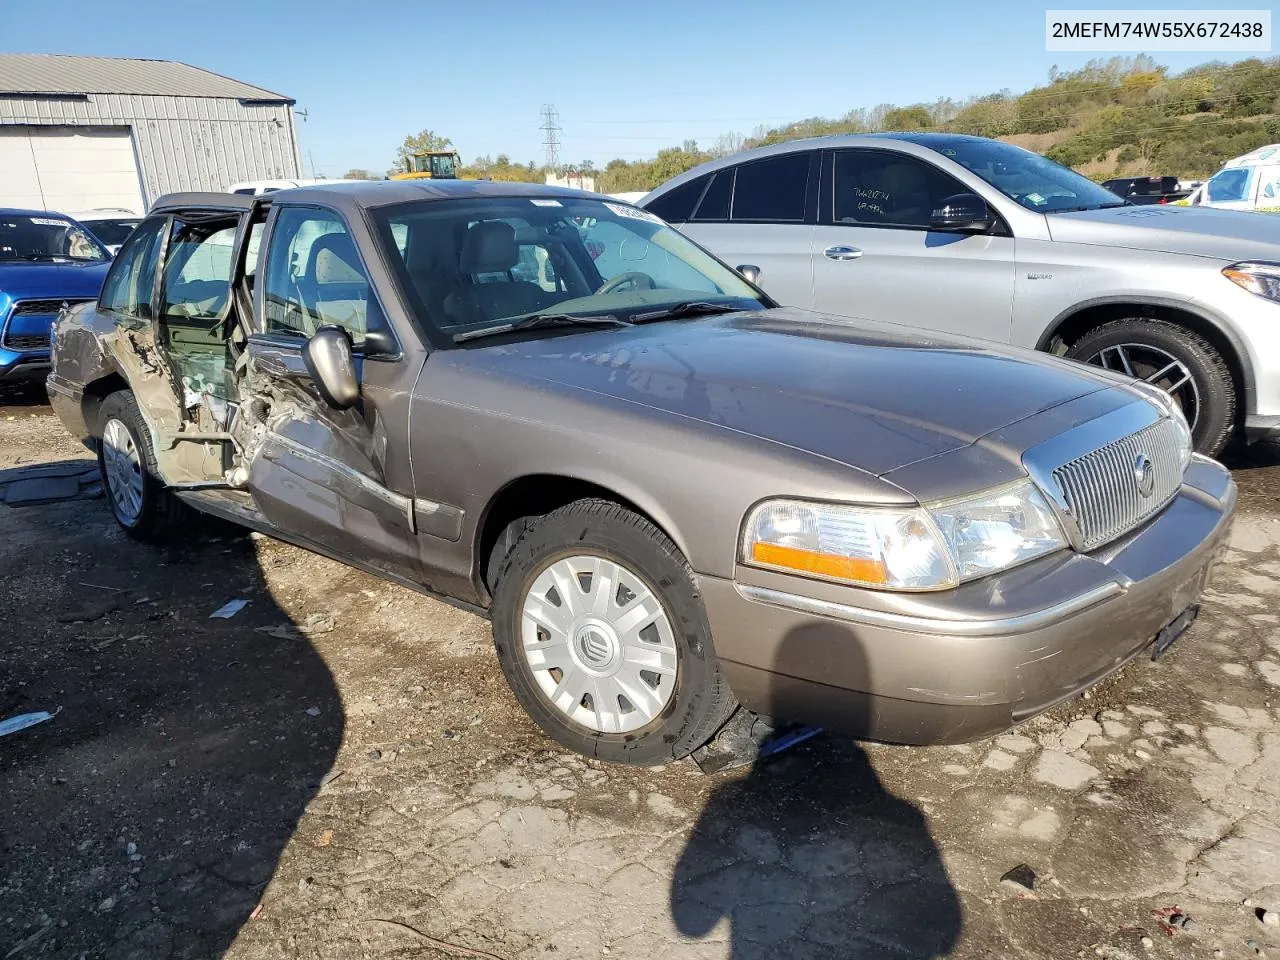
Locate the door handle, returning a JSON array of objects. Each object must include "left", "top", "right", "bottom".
[{"left": 824, "top": 245, "right": 863, "bottom": 261}]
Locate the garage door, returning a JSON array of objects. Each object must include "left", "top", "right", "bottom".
[{"left": 0, "top": 127, "right": 146, "bottom": 215}]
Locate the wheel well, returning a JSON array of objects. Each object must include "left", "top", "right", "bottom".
[
  {"left": 476, "top": 475, "right": 669, "bottom": 595},
  {"left": 1043, "top": 302, "right": 1248, "bottom": 419},
  {"left": 81, "top": 373, "right": 130, "bottom": 436}
]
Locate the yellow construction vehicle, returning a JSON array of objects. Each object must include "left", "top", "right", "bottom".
[{"left": 391, "top": 150, "right": 461, "bottom": 180}]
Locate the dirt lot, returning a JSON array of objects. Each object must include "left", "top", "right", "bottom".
[{"left": 4, "top": 390, "right": 1280, "bottom": 960}]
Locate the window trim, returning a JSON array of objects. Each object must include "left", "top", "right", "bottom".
[
  {"left": 822, "top": 147, "right": 1012, "bottom": 236},
  {"left": 256, "top": 201, "right": 402, "bottom": 360},
  {"left": 726, "top": 150, "right": 819, "bottom": 225},
  {"left": 690, "top": 169, "right": 732, "bottom": 222},
  {"left": 156, "top": 212, "right": 244, "bottom": 328},
  {"left": 98, "top": 214, "right": 169, "bottom": 323}
]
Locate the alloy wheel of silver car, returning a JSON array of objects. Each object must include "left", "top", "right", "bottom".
[
  {"left": 519, "top": 554, "right": 678, "bottom": 734},
  {"left": 1081, "top": 342, "right": 1201, "bottom": 431},
  {"left": 102, "top": 417, "right": 145, "bottom": 525}
]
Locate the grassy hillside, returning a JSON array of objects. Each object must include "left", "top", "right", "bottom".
[{"left": 594, "top": 56, "right": 1280, "bottom": 193}]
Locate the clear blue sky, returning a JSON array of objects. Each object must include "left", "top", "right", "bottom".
[{"left": 2, "top": 0, "right": 1268, "bottom": 176}]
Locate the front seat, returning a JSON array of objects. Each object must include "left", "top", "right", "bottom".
[
  {"left": 878, "top": 162, "right": 932, "bottom": 226},
  {"left": 455, "top": 221, "right": 549, "bottom": 322},
  {"left": 301, "top": 232, "right": 368, "bottom": 337}
]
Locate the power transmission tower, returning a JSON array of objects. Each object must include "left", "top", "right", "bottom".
[{"left": 539, "top": 104, "right": 561, "bottom": 172}]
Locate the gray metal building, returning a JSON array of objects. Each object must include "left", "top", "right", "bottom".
[{"left": 0, "top": 53, "right": 300, "bottom": 213}]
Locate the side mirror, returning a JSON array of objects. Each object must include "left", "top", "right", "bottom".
[
  {"left": 359, "top": 327, "right": 399, "bottom": 359},
  {"left": 736, "top": 264, "right": 762, "bottom": 284},
  {"left": 930, "top": 193, "right": 995, "bottom": 233},
  {"left": 302, "top": 326, "right": 359, "bottom": 410}
]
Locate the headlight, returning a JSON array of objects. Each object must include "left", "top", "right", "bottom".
[
  {"left": 741, "top": 480, "right": 1067, "bottom": 592},
  {"left": 1223, "top": 261, "right": 1280, "bottom": 303}
]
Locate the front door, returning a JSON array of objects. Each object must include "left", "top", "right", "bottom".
[
  {"left": 811, "top": 148, "right": 1016, "bottom": 344},
  {"left": 241, "top": 204, "right": 423, "bottom": 583}
]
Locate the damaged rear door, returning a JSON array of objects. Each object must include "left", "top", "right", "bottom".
[{"left": 232, "top": 203, "right": 423, "bottom": 583}]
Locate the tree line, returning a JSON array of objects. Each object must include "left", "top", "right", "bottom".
[{"left": 369, "top": 57, "right": 1280, "bottom": 192}]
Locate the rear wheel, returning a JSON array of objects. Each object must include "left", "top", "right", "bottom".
[
  {"left": 489, "top": 499, "right": 737, "bottom": 764},
  {"left": 1064, "top": 318, "right": 1235, "bottom": 456},
  {"left": 97, "top": 391, "right": 187, "bottom": 541}
]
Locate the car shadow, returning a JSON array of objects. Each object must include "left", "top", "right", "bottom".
[
  {"left": 671, "top": 624, "right": 962, "bottom": 958},
  {"left": 0, "top": 497, "right": 343, "bottom": 958}
]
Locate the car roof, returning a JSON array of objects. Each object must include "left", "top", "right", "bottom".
[
  {"left": 151, "top": 191, "right": 259, "bottom": 213},
  {"left": 271, "top": 178, "right": 604, "bottom": 208},
  {"left": 641, "top": 131, "right": 1007, "bottom": 200},
  {"left": 149, "top": 180, "right": 611, "bottom": 219}
]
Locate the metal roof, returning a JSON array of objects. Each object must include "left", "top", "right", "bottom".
[{"left": 0, "top": 54, "right": 292, "bottom": 102}]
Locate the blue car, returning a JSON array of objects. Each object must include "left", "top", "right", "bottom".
[{"left": 0, "top": 209, "right": 112, "bottom": 385}]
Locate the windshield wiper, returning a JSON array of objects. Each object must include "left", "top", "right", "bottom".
[
  {"left": 630, "top": 301, "right": 743, "bottom": 324},
  {"left": 1046, "top": 202, "right": 1130, "bottom": 213},
  {"left": 453, "top": 312, "right": 631, "bottom": 343}
]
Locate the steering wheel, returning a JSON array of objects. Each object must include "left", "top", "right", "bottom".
[{"left": 596, "top": 271, "right": 656, "bottom": 295}]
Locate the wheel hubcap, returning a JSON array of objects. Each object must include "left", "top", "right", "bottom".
[
  {"left": 102, "top": 417, "right": 144, "bottom": 524},
  {"left": 520, "top": 555, "right": 678, "bottom": 734},
  {"left": 1082, "top": 343, "right": 1201, "bottom": 432}
]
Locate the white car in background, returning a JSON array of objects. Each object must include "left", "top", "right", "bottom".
[
  {"left": 69, "top": 208, "right": 142, "bottom": 254},
  {"left": 1185, "top": 144, "right": 1280, "bottom": 211}
]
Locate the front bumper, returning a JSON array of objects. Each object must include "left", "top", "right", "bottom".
[
  {"left": 699, "top": 456, "right": 1236, "bottom": 745},
  {"left": 0, "top": 347, "right": 50, "bottom": 384}
]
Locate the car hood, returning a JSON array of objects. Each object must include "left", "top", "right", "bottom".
[
  {"left": 466, "top": 308, "right": 1120, "bottom": 476},
  {"left": 1045, "top": 205, "right": 1280, "bottom": 261},
  {"left": 0, "top": 260, "right": 111, "bottom": 302}
]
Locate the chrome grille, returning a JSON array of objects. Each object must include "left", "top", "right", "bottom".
[{"left": 1051, "top": 417, "right": 1184, "bottom": 549}]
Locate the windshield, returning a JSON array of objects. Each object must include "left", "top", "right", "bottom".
[
  {"left": 372, "top": 196, "right": 764, "bottom": 341},
  {"left": 930, "top": 138, "right": 1127, "bottom": 213},
  {"left": 1207, "top": 167, "right": 1252, "bottom": 203},
  {"left": 85, "top": 218, "right": 142, "bottom": 246},
  {"left": 0, "top": 214, "right": 109, "bottom": 262}
]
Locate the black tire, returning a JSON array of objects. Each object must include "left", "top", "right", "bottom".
[
  {"left": 489, "top": 498, "right": 737, "bottom": 764},
  {"left": 1064, "top": 318, "right": 1236, "bottom": 457},
  {"left": 96, "top": 391, "right": 187, "bottom": 541}
]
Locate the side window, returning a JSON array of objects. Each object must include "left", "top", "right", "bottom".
[
  {"left": 99, "top": 216, "right": 166, "bottom": 322},
  {"left": 1258, "top": 168, "right": 1280, "bottom": 203},
  {"left": 264, "top": 207, "right": 372, "bottom": 341},
  {"left": 644, "top": 174, "right": 708, "bottom": 223},
  {"left": 159, "top": 219, "right": 238, "bottom": 321},
  {"left": 833, "top": 150, "right": 967, "bottom": 228},
  {"left": 691, "top": 170, "right": 732, "bottom": 221},
  {"left": 731, "top": 153, "right": 810, "bottom": 222}
]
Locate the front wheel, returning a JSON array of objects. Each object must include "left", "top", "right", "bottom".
[
  {"left": 1064, "top": 318, "right": 1236, "bottom": 457},
  {"left": 489, "top": 499, "right": 737, "bottom": 764}
]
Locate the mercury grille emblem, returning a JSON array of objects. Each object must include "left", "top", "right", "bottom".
[{"left": 1134, "top": 454, "right": 1155, "bottom": 498}]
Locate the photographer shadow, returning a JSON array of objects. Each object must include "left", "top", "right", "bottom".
[{"left": 671, "top": 623, "right": 962, "bottom": 958}]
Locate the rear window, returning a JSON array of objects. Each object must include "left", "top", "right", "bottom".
[
  {"left": 731, "top": 153, "right": 810, "bottom": 222},
  {"left": 644, "top": 175, "right": 708, "bottom": 223},
  {"left": 691, "top": 170, "right": 732, "bottom": 221}
]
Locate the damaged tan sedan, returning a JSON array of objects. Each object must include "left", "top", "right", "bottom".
[{"left": 47, "top": 183, "right": 1235, "bottom": 764}]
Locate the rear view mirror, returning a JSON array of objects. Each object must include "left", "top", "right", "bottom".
[
  {"left": 930, "top": 193, "right": 995, "bottom": 233},
  {"left": 736, "top": 264, "right": 762, "bottom": 284},
  {"left": 302, "top": 327, "right": 359, "bottom": 409}
]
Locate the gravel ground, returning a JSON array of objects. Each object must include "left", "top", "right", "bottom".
[{"left": 3, "top": 396, "right": 1280, "bottom": 960}]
